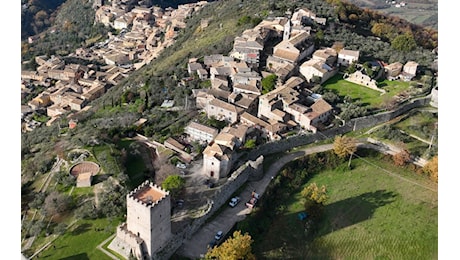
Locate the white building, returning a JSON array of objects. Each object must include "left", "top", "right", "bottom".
[{"left": 185, "top": 121, "right": 218, "bottom": 143}]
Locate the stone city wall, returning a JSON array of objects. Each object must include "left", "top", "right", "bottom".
[
  {"left": 249, "top": 96, "right": 431, "bottom": 160},
  {"left": 153, "top": 158, "right": 262, "bottom": 259}
]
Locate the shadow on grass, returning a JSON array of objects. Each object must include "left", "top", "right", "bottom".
[
  {"left": 252, "top": 190, "right": 397, "bottom": 259},
  {"left": 58, "top": 253, "right": 90, "bottom": 260},
  {"left": 92, "top": 174, "right": 110, "bottom": 184},
  {"left": 317, "top": 190, "right": 397, "bottom": 237},
  {"left": 71, "top": 223, "right": 92, "bottom": 236}
]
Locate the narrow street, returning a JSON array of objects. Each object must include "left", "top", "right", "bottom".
[{"left": 176, "top": 144, "right": 333, "bottom": 259}]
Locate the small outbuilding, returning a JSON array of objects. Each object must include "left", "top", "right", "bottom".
[{"left": 76, "top": 172, "right": 93, "bottom": 187}]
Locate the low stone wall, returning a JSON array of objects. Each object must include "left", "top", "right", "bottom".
[
  {"left": 152, "top": 156, "right": 263, "bottom": 260},
  {"left": 249, "top": 96, "right": 431, "bottom": 160},
  {"left": 152, "top": 96, "right": 432, "bottom": 259}
]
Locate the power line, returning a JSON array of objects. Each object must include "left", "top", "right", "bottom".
[{"left": 351, "top": 152, "right": 437, "bottom": 193}]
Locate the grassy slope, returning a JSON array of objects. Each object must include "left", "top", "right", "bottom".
[
  {"left": 34, "top": 218, "right": 118, "bottom": 259},
  {"left": 253, "top": 152, "right": 437, "bottom": 259},
  {"left": 322, "top": 74, "right": 412, "bottom": 109},
  {"left": 347, "top": 0, "right": 438, "bottom": 30}
]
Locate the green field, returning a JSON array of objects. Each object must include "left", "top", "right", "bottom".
[
  {"left": 34, "top": 218, "right": 119, "bottom": 259},
  {"left": 348, "top": 0, "right": 438, "bottom": 30},
  {"left": 252, "top": 150, "right": 437, "bottom": 259},
  {"left": 323, "top": 75, "right": 412, "bottom": 109}
]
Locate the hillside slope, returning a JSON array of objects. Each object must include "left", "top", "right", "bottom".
[{"left": 347, "top": 0, "right": 438, "bottom": 30}]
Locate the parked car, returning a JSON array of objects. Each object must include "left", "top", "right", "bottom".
[
  {"left": 229, "top": 196, "right": 240, "bottom": 207},
  {"left": 208, "top": 240, "right": 217, "bottom": 249},
  {"left": 214, "top": 231, "right": 223, "bottom": 240},
  {"left": 176, "top": 163, "right": 186, "bottom": 169}
]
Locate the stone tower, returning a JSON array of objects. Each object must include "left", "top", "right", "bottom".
[{"left": 109, "top": 181, "right": 172, "bottom": 259}]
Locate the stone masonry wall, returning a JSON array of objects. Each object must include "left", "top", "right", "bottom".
[
  {"left": 249, "top": 96, "right": 431, "bottom": 160},
  {"left": 152, "top": 157, "right": 263, "bottom": 260},
  {"left": 152, "top": 96, "right": 431, "bottom": 259}
]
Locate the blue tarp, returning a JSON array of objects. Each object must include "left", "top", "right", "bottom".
[{"left": 298, "top": 212, "right": 308, "bottom": 220}]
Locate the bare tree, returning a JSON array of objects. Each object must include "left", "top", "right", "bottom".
[{"left": 153, "top": 154, "right": 177, "bottom": 184}]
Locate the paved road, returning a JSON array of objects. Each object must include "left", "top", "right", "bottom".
[{"left": 175, "top": 144, "right": 333, "bottom": 259}]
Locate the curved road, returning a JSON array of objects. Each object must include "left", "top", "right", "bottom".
[
  {"left": 176, "top": 144, "right": 333, "bottom": 259},
  {"left": 176, "top": 141, "right": 434, "bottom": 259}
]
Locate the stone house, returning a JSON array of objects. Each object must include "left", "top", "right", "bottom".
[
  {"left": 299, "top": 58, "right": 337, "bottom": 84},
  {"left": 229, "top": 28, "right": 265, "bottom": 65},
  {"left": 164, "top": 137, "right": 185, "bottom": 153},
  {"left": 187, "top": 62, "right": 204, "bottom": 76},
  {"left": 298, "top": 98, "right": 333, "bottom": 132},
  {"left": 232, "top": 82, "right": 261, "bottom": 96},
  {"left": 402, "top": 61, "right": 418, "bottom": 81},
  {"left": 202, "top": 141, "right": 234, "bottom": 180},
  {"left": 196, "top": 68, "right": 209, "bottom": 80},
  {"left": 312, "top": 47, "right": 337, "bottom": 66},
  {"left": 114, "top": 13, "right": 134, "bottom": 30},
  {"left": 384, "top": 62, "right": 403, "bottom": 80},
  {"left": 220, "top": 124, "right": 249, "bottom": 148},
  {"left": 291, "top": 8, "right": 316, "bottom": 26},
  {"left": 240, "top": 112, "right": 287, "bottom": 141},
  {"left": 184, "top": 121, "right": 218, "bottom": 143},
  {"left": 338, "top": 49, "right": 360, "bottom": 67},
  {"left": 272, "top": 31, "right": 314, "bottom": 65},
  {"left": 204, "top": 98, "right": 244, "bottom": 124},
  {"left": 193, "top": 88, "right": 231, "bottom": 109}
]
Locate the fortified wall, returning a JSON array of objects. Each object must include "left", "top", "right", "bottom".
[
  {"left": 152, "top": 156, "right": 263, "bottom": 260},
  {"left": 248, "top": 96, "right": 431, "bottom": 160}
]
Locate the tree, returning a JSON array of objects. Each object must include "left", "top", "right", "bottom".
[
  {"left": 243, "top": 139, "right": 256, "bottom": 149},
  {"left": 205, "top": 230, "right": 256, "bottom": 260},
  {"left": 322, "top": 92, "right": 339, "bottom": 104},
  {"left": 301, "top": 183, "right": 328, "bottom": 221},
  {"left": 54, "top": 222, "right": 67, "bottom": 235},
  {"left": 423, "top": 156, "right": 438, "bottom": 183},
  {"left": 333, "top": 135, "right": 357, "bottom": 159},
  {"left": 43, "top": 191, "right": 73, "bottom": 217},
  {"left": 261, "top": 74, "right": 277, "bottom": 94},
  {"left": 301, "top": 183, "right": 328, "bottom": 205},
  {"left": 161, "top": 175, "right": 186, "bottom": 198},
  {"left": 391, "top": 33, "right": 417, "bottom": 52},
  {"left": 392, "top": 149, "right": 411, "bottom": 166},
  {"left": 333, "top": 135, "right": 357, "bottom": 168}
]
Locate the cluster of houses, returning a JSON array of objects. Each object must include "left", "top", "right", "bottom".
[
  {"left": 21, "top": 0, "right": 208, "bottom": 132},
  {"left": 175, "top": 7, "right": 420, "bottom": 182},
  {"left": 21, "top": 1, "right": 421, "bottom": 181}
]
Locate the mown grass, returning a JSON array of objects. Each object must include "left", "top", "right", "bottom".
[
  {"left": 251, "top": 151, "right": 437, "bottom": 259},
  {"left": 323, "top": 74, "right": 412, "bottom": 109},
  {"left": 34, "top": 218, "right": 119, "bottom": 260}
]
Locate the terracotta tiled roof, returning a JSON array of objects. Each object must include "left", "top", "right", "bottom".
[
  {"left": 311, "top": 98, "right": 332, "bottom": 114},
  {"left": 186, "top": 121, "right": 218, "bottom": 136},
  {"left": 209, "top": 98, "right": 244, "bottom": 114}
]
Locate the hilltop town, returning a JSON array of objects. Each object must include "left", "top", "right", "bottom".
[
  {"left": 20, "top": 0, "right": 438, "bottom": 259},
  {"left": 21, "top": 0, "right": 208, "bottom": 131}
]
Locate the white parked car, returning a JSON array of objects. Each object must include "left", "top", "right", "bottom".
[
  {"left": 214, "top": 230, "right": 223, "bottom": 240},
  {"left": 176, "top": 163, "right": 186, "bottom": 169},
  {"left": 229, "top": 196, "right": 240, "bottom": 207}
]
